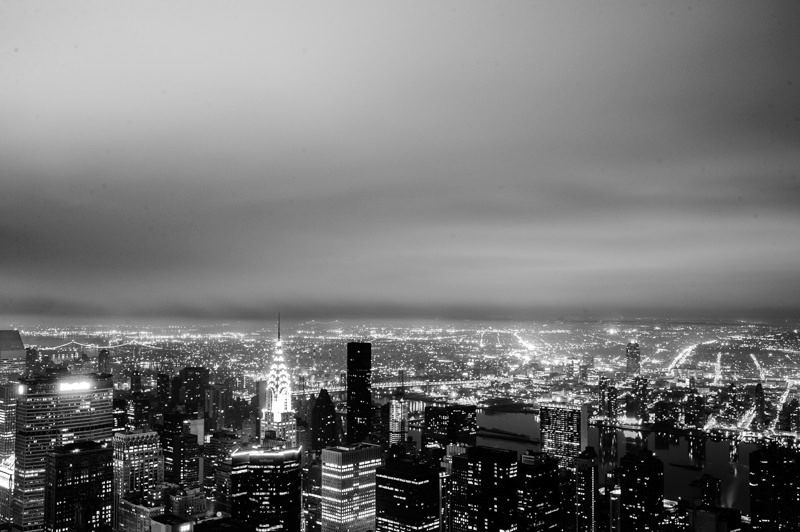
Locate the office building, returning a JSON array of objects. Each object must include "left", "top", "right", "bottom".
[
  {"left": 750, "top": 446, "right": 800, "bottom": 531},
  {"left": 539, "top": 402, "right": 589, "bottom": 470},
  {"left": 517, "top": 452, "right": 560, "bottom": 532},
  {"left": 625, "top": 343, "right": 641, "bottom": 377},
  {"left": 448, "top": 446, "right": 518, "bottom": 532},
  {"left": 161, "top": 413, "right": 201, "bottom": 487},
  {"left": 388, "top": 398, "right": 408, "bottom": 447},
  {"left": 0, "top": 331, "right": 25, "bottom": 383},
  {"left": 302, "top": 458, "right": 323, "bottom": 532},
  {"left": 44, "top": 441, "right": 113, "bottom": 532},
  {"left": 204, "top": 431, "right": 241, "bottom": 515},
  {"left": 0, "top": 455, "right": 14, "bottom": 522},
  {"left": 321, "top": 444, "right": 382, "bottom": 532},
  {"left": 13, "top": 373, "right": 113, "bottom": 532},
  {"left": 346, "top": 343, "right": 372, "bottom": 445},
  {"left": 575, "top": 447, "right": 598, "bottom": 532},
  {"left": 619, "top": 449, "right": 664, "bottom": 532},
  {"left": 422, "top": 404, "right": 477, "bottom": 450},
  {"left": 376, "top": 456, "right": 439, "bottom": 532},
  {"left": 231, "top": 447, "right": 302, "bottom": 532},
  {"left": 0, "top": 383, "right": 17, "bottom": 458},
  {"left": 180, "top": 367, "right": 209, "bottom": 417},
  {"left": 311, "top": 389, "right": 339, "bottom": 452},
  {"left": 113, "top": 430, "right": 164, "bottom": 529}
]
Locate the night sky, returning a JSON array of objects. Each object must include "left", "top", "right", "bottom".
[{"left": 2, "top": 1, "right": 800, "bottom": 323}]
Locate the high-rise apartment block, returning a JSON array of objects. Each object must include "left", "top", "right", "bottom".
[
  {"left": 13, "top": 373, "right": 113, "bottom": 532},
  {"left": 44, "top": 441, "right": 113, "bottom": 532},
  {"left": 539, "top": 402, "right": 589, "bottom": 470},
  {"left": 346, "top": 343, "right": 372, "bottom": 445},
  {"left": 321, "top": 443, "right": 382, "bottom": 532}
]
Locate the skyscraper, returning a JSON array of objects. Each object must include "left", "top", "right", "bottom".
[
  {"left": 376, "top": 456, "right": 439, "bottom": 532},
  {"left": 575, "top": 447, "right": 598, "bottom": 532},
  {"left": 448, "top": 446, "right": 518, "bottom": 532},
  {"left": 619, "top": 449, "right": 664, "bottom": 532},
  {"left": 750, "top": 446, "right": 800, "bottom": 531},
  {"left": 346, "top": 342, "right": 372, "bottom": 445},
  {"left": 203, "top": 430, "right": 241, "bottom": 515},
  {"left": 625, "top": 343, "right": 641, "bottom": 377},
  {"left": 180, "top": 367, "right": 209, "bottom": 417},
  {"left": 388, "top": 397, "right": 408, "bottom": 446},
  {"left": 539, "top": 402, "right": 589, "bottom": 470},
  {"left": 44, "top": 441, "right": 113, "bottom": 532},
  {"left": 230, "top": 447, "right": 302, "bottom": 532},
  {"left": 0, "top": 331, "right": 25, "bottom": 383},
  {"left": 321, "top": 443, "right": 382, "bottom": 532},
  {"left": 160, "top": 413, "right": 201, "bottom": 487},
  {"left": 517, "top": 452, "right": 560, "bottom": 532},
  {"left": 0, "top": 383, "right": 17, "bottom": 458},
  {"left": 311, "top": 389, "right": 339, "bottom": 452},
  {"left": 263, "top": 325, "right": 296, "bottom": 447},
  {"left": 112, "top": 430, "right": 164, "bottom": 529},
  {"left": 13, "top": 373, "right": 113, "bottom": 532}
]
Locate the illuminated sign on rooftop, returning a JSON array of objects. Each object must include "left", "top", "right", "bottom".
[{"left": 59, "top": 381, "right": 91, "bottom": 392}]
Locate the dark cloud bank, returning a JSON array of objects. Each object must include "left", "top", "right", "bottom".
[{"left": 2, "top": 1, "right": 800, "bottom": 324}]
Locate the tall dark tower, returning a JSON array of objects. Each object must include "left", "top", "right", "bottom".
[
  {"left": 625, "top": 342, "right": 641, "bottom": 377},
  {"left": 311, "top": 389, "right": 339, "bottom": 451},
  {"left": 346, "top": 342, "right": 372, "bottom": 445},
  {"left": 619, "top": 449, "right": 664, "bottom": 532},
  {"left": 575, "top": 446, "right": 599, "bottom": 532},
  {"left": 750, "top": 446, "right": 800, "bottom": 531},
  {"left": 448, "top": 446, "right": 518, "bottom": 532},
  {"left": 517, "top": 452, "right": 560, "bottom": 532}
]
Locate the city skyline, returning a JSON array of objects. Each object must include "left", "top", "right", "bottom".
[{"left": 3, "top": 1, "right": 800, "bottom": 324}]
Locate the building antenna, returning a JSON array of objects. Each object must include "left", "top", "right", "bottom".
[{"left": 278, "top": 313, "right": 281, "bottom": 341}]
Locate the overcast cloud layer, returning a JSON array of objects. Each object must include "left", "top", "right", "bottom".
[{"left": 2, "top": 1, "right": 800, "bottom": 323}]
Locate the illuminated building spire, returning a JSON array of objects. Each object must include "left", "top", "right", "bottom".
[{"left": 263, "top": 315, "right": 296, "bottom": 447}]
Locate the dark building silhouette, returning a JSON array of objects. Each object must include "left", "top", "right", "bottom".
[
  {"left": 575, "top": 447, "right": 598, "bottom": 532},
  {"left": 619, "top": 449, "right": 664, "bottom": 532},
  {"left": 97, "top": 349, "right": 110, "bottom": 374},
  {"left": 157, "top": 373, "right": 171, "bottom": 407},
  {"left": 422, "top": 404, "right": 477, "bottom": 450},
  {"left": 376, "top": 456, "right": 440, "bottom": 532},
  {"left": 302, "top": 458, "right": 323, "bottom": 532},
  {"left": 517, "top": 452, "right": 560, "bottom": 532},
  {"left": 161, "top": 413, "right": 201, "bottom": 486},
  {"left": 625, "top": 343, "right": 641, "bottom": 377},
  {"left": 181, "top": 367, "right": 209, "bottom": 417},
  {"left": 346, "top": 342, "right": 372, "bottom": 445},
  {"left": 448, "top": 446, "right": 518, "bottom": 532},
  {"left": 311, "top": 389, "right": 339, "bottom": 451},
  {"left": 231, "top": 448, "right": 302, "bottom": 532},
  {"left": 204, "top": 431, "right": 240, "bottom": 515},
  {"left": 750, "top": 446, "right": 800, "bottom": 531},
  {"left": 44, "top": 441, "right": 113, "bottom": 532},
  {"left": 630, "top": 376, "right": 649, "bottom": 422}
]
